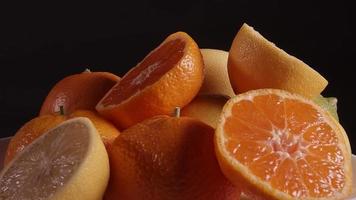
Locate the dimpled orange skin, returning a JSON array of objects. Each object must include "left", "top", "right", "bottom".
[
  {"left": 96, "top": 32, "right": 204, "bottom": 130},
  {"left": 40, "top": 71, "right": 120, "bottom": 116},
  {"left": 4, "top": 110, "right": 120, "bottom": 166},
  {"left": 104, "top": 116, "right": 240, "bottom": 200}
]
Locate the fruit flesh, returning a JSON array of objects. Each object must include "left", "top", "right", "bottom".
[
  {"left": 101, "top": 39, "right": 185, "bottom": 107},
  {"left": 224, "top": 93, "right": 347, "bottom": 198},
  {"left": 4, "top": 110, "right": 119, "bottom": 166},
  {"left": 0, "top": 121, "right": 89, "bottom": 199}
]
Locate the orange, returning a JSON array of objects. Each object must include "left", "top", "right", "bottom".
[
  {"left": 4, "top": 110, "right": 119, "bottom": 165},
  {"left": 105, "top": 115, "right": 240, "bottom": 200},
  {"left": 215, "top": 89, "right": 352, "bottom": 199},
  {"left": 181, "top": 94, "right": 228, "bottom": 128},
  {"left": 228, "top": 23, "right": 328, "bottom": 98},
  {"left": 96, "top": 32, "right": 204, "bottom": 129},
  {"left": 40, "top": 69, "right": 120, "bottom": 115}
]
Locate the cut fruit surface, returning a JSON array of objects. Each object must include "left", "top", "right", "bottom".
[
  {"left": 215, "top": 89, "right": 352, "bottom": 200},
  {"left": 96, "top": 32, "right": 204, "bottom": 129},
  {"left": 4, "top": 110, "right": 119, "bottom": 166},
  {"left": 228, "top": 23, "right": 328, "bottom": 98},
  {"left": 0, "top": 117, "right": 109, "bottom": 200}
]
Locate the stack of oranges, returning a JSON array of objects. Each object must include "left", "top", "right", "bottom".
[{"left": 0, "top": 23, "right": 353, "bottom": 200}]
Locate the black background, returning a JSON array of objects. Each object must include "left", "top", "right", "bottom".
[{"left": 0, "top": 1, "right": 355, "bottom": 152}]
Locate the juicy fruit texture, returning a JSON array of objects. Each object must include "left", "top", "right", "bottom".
[
  {"left": 96, "top": 32, "right": 204, "bottom": 129},
  {"left": 105, "top": 116, "right": 240, "bottom": 200},
  {"left": 40, "top": 70, "right": 120, "bottom": 115},
  {"left": 181, "top": 95, "right": 228, "bottom": 128},
  {"left": 0, "top": 117, "right": 110, "bottom": 200},
  {"left": 4, "top": 110, "right": 119, "bottom": 165},
  {"left": 199, "top": 49, "right": 235, "bottom": 97},
  {"left": 228, "top": 23, "right": 328, "bottom": 98},
  {"left": 215, "top": 89, "right": 352, "bottom": 199}
]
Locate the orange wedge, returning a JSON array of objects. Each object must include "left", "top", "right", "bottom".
[
  {"left": 96, "top": 32, "right": 204, "bottom": 129},
  {"left": 228, "top": 24, "right": 328, "bottom": 98},
  {"left": 215, "top": 89, "right": 352, "bottom": 199}
]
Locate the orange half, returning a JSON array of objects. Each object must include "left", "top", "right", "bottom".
[
  {"left": 215, "top": 89, "right": 352, "bottom": 200},
  {"left": 96, "top": 32, "right": 204, "bottom": 129}
]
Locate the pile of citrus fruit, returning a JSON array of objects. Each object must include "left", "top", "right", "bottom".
[{"left": 0, "top": 23, "right": 353, "bottom": 199}]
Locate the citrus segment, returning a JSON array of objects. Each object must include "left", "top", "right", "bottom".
[
  {"left": 96, "top": 32, "right": 204, "bottom": 129},
  {"left": 215, "top": 89, "right": 352, "bottom": 199},
  {"left": 0, "top": 117, "right": 109, "bottom": 200},
  {"left": 228, "top": 23, "right": 328, "bottom": 98}
]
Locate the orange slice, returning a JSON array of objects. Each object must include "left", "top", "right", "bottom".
[
  {"left": 96, "top": 32, "right": 204, "bottom": 129},
  {"left": 215, "top": 89, "right": 352, "bottom": 199}
]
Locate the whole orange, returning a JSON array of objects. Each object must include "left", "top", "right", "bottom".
[
  {"left": 4, "top": 110, "right": 120, "bottom": 166},
  {"left": 40, "top": 70, "right": 120, "bottom": 115},
  {"left": 105, "top": 115, "right": 240, "bottom": 200}
]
